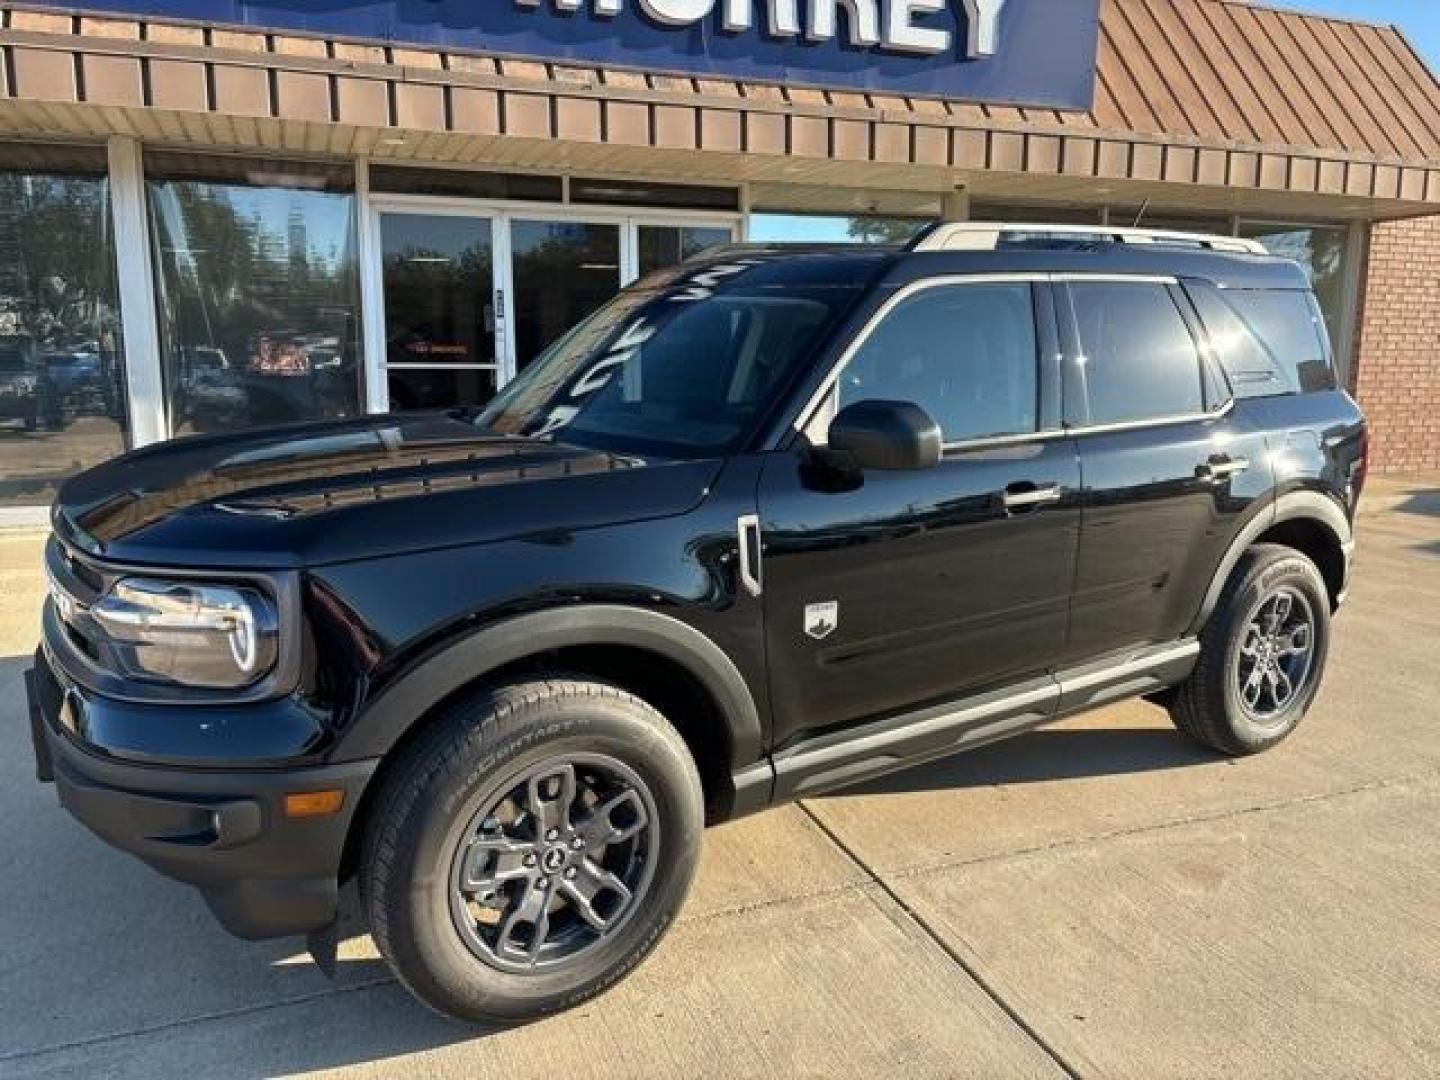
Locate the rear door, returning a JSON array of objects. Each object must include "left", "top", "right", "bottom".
[
  {"left": 756, "top": 276, "right": 1081, "bottom": 748},
  {"left": 1059, "top": 276, "right": 1271, "bottom": 663}
]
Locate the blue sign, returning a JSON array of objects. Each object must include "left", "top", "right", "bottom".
[{"left": 44, "top": 1, "right": 1099, "bottom": 109}]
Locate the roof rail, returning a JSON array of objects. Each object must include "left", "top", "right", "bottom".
[{"left": 911, "top": 222, "right": 1269, "bottom": 256}]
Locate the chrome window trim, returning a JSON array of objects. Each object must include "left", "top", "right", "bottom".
[
  {"left": 793, "top": 271, "right": 1195, "bottom": 449},
  {"left": 1051, "top": 273, "right": 1179, "bottom": 285},
  {"left": 936, "top": 399, "right": 1237, "bottom": 453},
  {"left": 1059, "top": 398, "right": 1235, "bottom": 441},
  {"left": 790, "top": 268, "right": 1240, "bottom": 453}
]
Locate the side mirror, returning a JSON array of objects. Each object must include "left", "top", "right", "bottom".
[{"left": 825, "top": 399, "right": 943, "bottom": 472}]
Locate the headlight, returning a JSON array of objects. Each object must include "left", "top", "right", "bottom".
[{"left": 90, "top": 577, "right": 280, "bottom": 689}]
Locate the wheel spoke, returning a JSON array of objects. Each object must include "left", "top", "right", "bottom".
[
  {"left": 559, "top": 857, "right": 634, "bottom": 932},
  {"left": 495, "top": 879, "right": 555, "bottom": 965},
  {"left": 460, "top": 836, "right": 538, "bottom": 894},
  {"left": 1268, "top": 593, "right": 1293, "bottom": 630},
  {"left": 1270, "top": 665, "right": 1295, "bottom": 707},
  {"left": 1279, "top": 624, "right": 1312, "bottom": 658},
  {"left": 1241, "top": 662, "right": 1266, "bottom": 707},
  {"left": 577, "top": 788, "right": 649, "bottom": 849},
  {"left": 1240, "top": 628, "right": 1263, "bottom": 658},
  {"left": 526, "top": 763, "right": 578, "bottom": 839}
]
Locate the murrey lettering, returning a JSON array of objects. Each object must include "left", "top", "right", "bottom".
[{"left": 512, "top": 0, "right": 1007, "bottom": 58}]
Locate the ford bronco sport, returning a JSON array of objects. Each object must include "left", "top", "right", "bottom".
[{"left": 26, "top": 223, "right": 1368, "bottom": 1022}]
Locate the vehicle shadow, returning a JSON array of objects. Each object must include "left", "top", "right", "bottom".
[
  {"left": 823, "top": 722, "right": 1219, "bottom": 798},
  {"left": 1392, "top": 488, "right": 1440, "bottom": 518},
  {"left": 0, "top": 655, "right": 496, "bottom": 1078}
]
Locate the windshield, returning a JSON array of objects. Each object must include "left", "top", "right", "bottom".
[{"left": 477, "top": 265, "right": 860, "bottom": 457}]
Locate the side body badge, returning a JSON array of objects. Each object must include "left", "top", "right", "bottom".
[{"left": 804, "top": 601, "right": 839, "bottom": 641}]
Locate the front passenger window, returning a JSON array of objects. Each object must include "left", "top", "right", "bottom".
[{"left": 834, "top": 282, "right": 1039, "bottom": 443}]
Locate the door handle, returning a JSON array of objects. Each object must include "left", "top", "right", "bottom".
[
  {"left": 1002, "top": 483, "right": 1063, "bottom": 513},
  {"left": 1196, "top": 455, "right": 1250, "bottom": 481},
  {"left": 737, "top": 514, "right": 763, "bottom": 598}
]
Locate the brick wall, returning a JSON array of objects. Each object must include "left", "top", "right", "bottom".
[{"left": 1353, "top": 216, "right": 1440, "bottom": 473}]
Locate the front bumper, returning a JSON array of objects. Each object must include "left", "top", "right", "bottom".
[{"left": 27, "top": 650, "right": 377, "bottom": 940}]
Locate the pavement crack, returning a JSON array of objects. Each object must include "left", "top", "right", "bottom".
[
  {"left": 0, "top": 977, "right": 395, "bottom": 1067},
  {"left": 796, "top": 800, "right": 1085, "bottom": 1080}
]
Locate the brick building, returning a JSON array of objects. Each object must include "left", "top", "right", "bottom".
[
  {"left": 1354, "top": 217, "right": 1440, "bottom": 472},
  {"left": 0, "top": 0, "right": 1438, "bottom": 518}
]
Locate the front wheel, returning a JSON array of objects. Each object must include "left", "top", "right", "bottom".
[
  {"left": 1168, "top": 544, "right": 1332, "bottom": 756},
  {"left": 361, "top": 678, "right": 704, "bottom": 1023}
]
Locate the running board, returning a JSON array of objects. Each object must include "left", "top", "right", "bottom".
[{"left": 765, "top": 639, "right": 1200, "bottom": 804}]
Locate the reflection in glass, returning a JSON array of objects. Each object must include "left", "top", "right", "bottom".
[
  {"left": 382, "top": 215, "right": 493, "bottom": 366},
  {"left": 481, "top": 277, "right": 858, "bottom": 458},
  {"left": 511, "top": 221, "right": 621, "bottom": 370},
  {"left": 637, "top": 225, "right": 732, "bottom": 277},
  {"left": 0, "top": 168, "right": 127, "bottom": 506},
  {"left": 1239, "top": 223, "right": 1349, "bottom": 355},
  {"left": 148, "top": 171, "right": 362, "bottom": 436},
  {"left": 387, "top": 366, "right": 497, "bottom": 411}
]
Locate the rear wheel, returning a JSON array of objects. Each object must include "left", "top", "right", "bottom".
[
  {"left": 361, "top": 678, "right": 704, "bottom": 1023},
  {"left": 1168, "top": 544, "right": 1331, "bottom": 755}
]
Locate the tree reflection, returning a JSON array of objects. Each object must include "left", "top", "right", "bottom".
[
  {"left": 0, "top": 171, "right": 127, "bottom": 506},
  {"left": 149, "top": 179, "right": 362, "bottom": 435}
]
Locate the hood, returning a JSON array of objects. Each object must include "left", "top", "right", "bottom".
[{"left": 55, "top": 412, "right": 721, "bottom": 568}]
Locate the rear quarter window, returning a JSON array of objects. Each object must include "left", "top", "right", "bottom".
[{"left": 1187, "top": 284, "right": 1336, "bottom": 398}]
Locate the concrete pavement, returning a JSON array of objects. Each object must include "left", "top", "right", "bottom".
[{"left": 1, "top": 474, "right": 1437, "bottom": 1078}]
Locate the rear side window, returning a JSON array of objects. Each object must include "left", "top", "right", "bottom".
[
  {"left": 836, "top": 282, "right": 1039, "bottom": 442},
  {"left": 1188, "top": 284, "right": 1335, "bottom": 397},
  {"left": 1067, "top": 281, "right": 1205, "bottom": 424}
]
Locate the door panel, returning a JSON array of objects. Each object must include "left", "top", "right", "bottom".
[
  {"left": 758, "top": 441, "right": 1081, "bottom": 747},
  {"left": 1059, "top": 277, "right": 1272, "bottom": 661},
  {"left": 1065, "top": 416, "right": 1271, "bottom": 661}
]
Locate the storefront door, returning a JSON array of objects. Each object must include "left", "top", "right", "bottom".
[
  {"left": 368, "top": 203, "right": 734, "bottom": 413},
  {"left": 377, "top": 209, "right": 501, "bottom": 411}
]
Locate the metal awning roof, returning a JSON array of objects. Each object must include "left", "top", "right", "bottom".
[{"left": 1, "top": 0, "right": 1438, "bottom": 217}]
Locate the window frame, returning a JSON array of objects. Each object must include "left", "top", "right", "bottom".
[
  {"left": 1055, "top": 274, "right": 1233, "bottom": 434},
  {"left": 794, "top": 273, "right": 1063, "bottom": 453}
]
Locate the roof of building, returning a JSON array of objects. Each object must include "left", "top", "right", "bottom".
[{"left": 1, "top": 0, "right": 1438, "bottom": 215}]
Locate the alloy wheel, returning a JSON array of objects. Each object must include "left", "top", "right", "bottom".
[
  {"left": 447, "top": 753, "right": 659, "bottom": 974},
  {"left": 1234, "top": 587, "right": 1316, "bottom": 723}
]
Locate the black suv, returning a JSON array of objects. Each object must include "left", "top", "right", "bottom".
[{"left": 26, "top": 224, "right": 1367, "bottom": 1022}]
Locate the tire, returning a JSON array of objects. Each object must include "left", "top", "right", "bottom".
[
  {"left": 361, "top": 677, "right": 704, "bottom": 1024},
  {"left": 1168, "top": 544, "right": 1331, "bottom": 756}
]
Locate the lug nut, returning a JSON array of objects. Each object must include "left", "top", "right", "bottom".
[
  {"left": 571, "top": 837, "right": 584, "bottom": 850},
  {"left": 564, "top": 867, "right": 577, "bottom": 880},
  {"left": 523, "top": 853, "right": 537, "bottom": 868},
  {"left": 545, "top": 828, "right": 560, "bottom": 842}
]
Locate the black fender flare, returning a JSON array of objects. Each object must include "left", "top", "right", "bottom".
[
  {"left": 1188, "top": 490, "right": 1353, "bottom": 635},
  {"left": 333, "top": 605, "right": 764, "bottom": 773}
]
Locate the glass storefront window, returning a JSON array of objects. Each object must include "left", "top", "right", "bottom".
[
  {"left": 637, "top": 225, "right": 732, "bottom": 277},
  {"left": 511, "top": 220, "right": 621, "bottom": 371},
  {"left": 0, "top": 149, "right": 127, "bottom": 507},
  {"left": 1239, "top": 222, "right": 1350, "bottom": 353},
  {"left": 147, "top": 156, "right": 362, "bottom": 436},
  {"left": 748, "top": 214, "right": 926, "bottom": 244}
]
